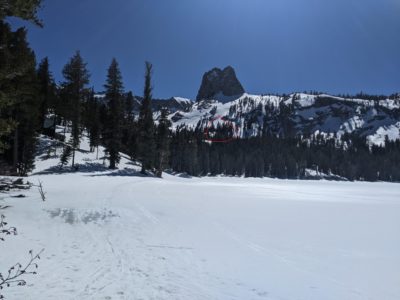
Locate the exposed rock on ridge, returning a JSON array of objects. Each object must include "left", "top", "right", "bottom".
[{"left": 196, "top": 66, "right": 245, "bottom": 102}]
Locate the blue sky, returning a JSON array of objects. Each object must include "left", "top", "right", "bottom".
[{"left": 9, "top": 0, "right": 400, "bottom": 99}]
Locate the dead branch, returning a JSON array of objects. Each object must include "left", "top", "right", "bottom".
[{"left": 37, "top": 181, "right": 46, "bottom": 202}]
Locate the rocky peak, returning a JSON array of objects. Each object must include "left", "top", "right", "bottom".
[{"left": 196, "top": 66, "right": 245, "bottom": 102}]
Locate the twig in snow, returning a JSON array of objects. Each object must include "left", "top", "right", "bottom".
[
  {"left": 37, "top": 181, "right": 46, "bottom": 202},
  {"left": 0, "top": 214, "right": 17, "bottom": 242},
  {"left": 0, "top": 249, "right": 44, "bottom": 298}
]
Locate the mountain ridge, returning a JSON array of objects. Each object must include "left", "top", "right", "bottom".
[{"left": 167, "top": 92, "right": 400, "bottom": 146}]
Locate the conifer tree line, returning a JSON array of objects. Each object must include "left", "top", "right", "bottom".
[
  {"left": 0, "top": 37, "right": 172, "bottom": 176},
  {"left": 168, "top": 128, "right": 400, "bottom": 181},
  {"left": 0, "top": 0, "right": 163, "bottom": 176},
  {"left": 0, "top": 4, "right": 171, "bottom": 177}
]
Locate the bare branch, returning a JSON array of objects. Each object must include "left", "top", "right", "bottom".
[
  {"left": 0, "top": 178, "right": 44, "bottom": 298},
  {"left": 0, "top": 249, "right": 44, "bottom": 297},
  {"left": 37, "top": 180, "right": 46, "bottom": 202},
  {"left": 0, "top": 214, "right": 17, "bottom": 242}
]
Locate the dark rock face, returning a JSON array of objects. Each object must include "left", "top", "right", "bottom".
[{"left": 196, "top": 66, "right": 245, "bottom": 102}]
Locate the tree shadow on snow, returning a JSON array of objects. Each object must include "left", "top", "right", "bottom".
[
  {"left": 87, "top": 167, "right": 154, "bottom": 177},
  {"left": 33, "top": 162, "right": 110, "bottom": 175}
]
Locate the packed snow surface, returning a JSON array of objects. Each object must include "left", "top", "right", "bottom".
[{"left": 1, "top": 141, "right": 399, "bottom": 300}]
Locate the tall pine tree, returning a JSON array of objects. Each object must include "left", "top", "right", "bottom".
[
  {"left": 137, "top": 62, "right": 156, "bottom": 174},
  {"left": 0, "top": 24, "right": 40, "bottom": 175},
  {"left": 0, "top": 0, "right": 43, "bottom": 174},
  {"left": 103, "top": 58, "right": 123, "bottom": 169},
  {"left": 37, "top": 57, "right": 57, "bottom": 134},
  {"left": 86, "top": 89, "right": 101, "bottom": 156},
  {"left": 10, "top": 28, "right": 40, "bottom": 175},
  {"left": 122, "top": 91, "right": 137, "bottom": 160},
  {"left": 0, "top": 21, "right": 17, "bottom": 156},
  {"left": 61, "top": 51, "right": 90, "bottom": 169}
]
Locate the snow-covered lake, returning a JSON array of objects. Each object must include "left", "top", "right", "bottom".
[{"left": 1, "top": 172, "right": 399, "bottom": 300}]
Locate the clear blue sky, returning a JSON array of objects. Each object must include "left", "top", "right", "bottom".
[{"left": 9, "top": 0, "right": 400, "bottom": 99}]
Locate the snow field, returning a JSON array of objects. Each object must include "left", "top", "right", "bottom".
[{"left": 0, "top": 135, "right": 399, "bottom": 299}]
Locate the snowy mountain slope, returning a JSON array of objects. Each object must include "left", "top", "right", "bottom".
[
  {"left": 1, "top": 138, "right": 400, "bottom": 300},
  {"left": 165, "top": 93, "right": 400, "bottom": 145},
  {"left": 367, "top": 122, "right": 400, "bottom": 146}
]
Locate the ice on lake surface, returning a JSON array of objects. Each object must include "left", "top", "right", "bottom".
[{"left": 1, "top": 173, "right": 399, "bottom": 300}]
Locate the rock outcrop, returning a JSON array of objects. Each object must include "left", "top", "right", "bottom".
[{"left": 196, "top": 66, "right": 245, "bottom": 102}]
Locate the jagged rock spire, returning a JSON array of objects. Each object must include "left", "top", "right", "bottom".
[{"left": 196, "top": 66, "right": 245, "bottom": 102}]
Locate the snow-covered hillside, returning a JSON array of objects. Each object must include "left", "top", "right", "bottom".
[
  {"left": 165, "top": 93, "right": 400, "bottom": 145},
  {"left": 1, "top": 137, "right": 399, "bottom": 300},
  {"left": 95, "top": 89, "right": 400, "bottom": 145}
]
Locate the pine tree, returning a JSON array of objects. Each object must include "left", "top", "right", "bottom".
[
  {"left": 121, "top": 91, "right": 137, "bottom": 160},
  {"left": 13, "top": 29, "right": 40, "bottom": 176},
  {"left": 59, "top": 139, "right": 72, "bottom": 170},
  {"left": 155, "top": 107, "right": 171, "bottom": 177},
  {"left": 0, "top": 21, "right": 16, "bottom": 155},
  {"left": 86, "top": 90, "right": 101, "bottom": 156},
  {"left": 125, "top": 91, "right": 135, "bottom": 122},
  {"left": 0, "top": 0, "right": 43, "bottom": 173},
  {"left": 37, "top": 57, "right": 57, "bottom": 134},
  {"left": 137, "top": 62, "right": 156, "bottom": 174},
  {"left": 61, "top": 51, "right": 90, "bottom": 169},
  {"left": 103, "top": 58, "right": 123, "bottom": 169},
  {"left": 0, "top": 25, "right": 40, "bottom": 175}
]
